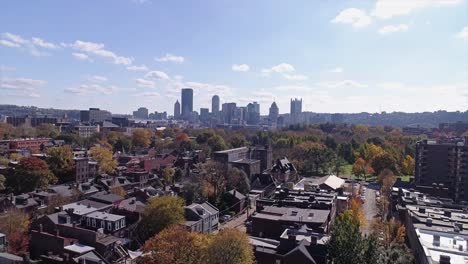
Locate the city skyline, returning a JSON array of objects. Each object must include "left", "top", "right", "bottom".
[{"left": 1, "top": 0, "right": 467, "bottom": 115}]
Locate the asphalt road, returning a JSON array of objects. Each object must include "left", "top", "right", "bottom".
[{"left": 362, "top": 183, "right": 379, "bottom": 235}]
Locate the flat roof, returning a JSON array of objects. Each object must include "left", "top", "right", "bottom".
[
  {"left": 86, "top": 211, "right": 125, "bottom": 221},
  {"left": 64, "top": 243, "right": 95, "bottom": 254}
]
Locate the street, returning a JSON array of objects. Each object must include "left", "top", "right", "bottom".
[{"left": 361, "top": 183, "right": 379, "bottom": 235}]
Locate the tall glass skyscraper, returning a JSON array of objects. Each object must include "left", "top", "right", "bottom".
[{"left": 181, "top": 88, "right": 193, "bottom": 118}]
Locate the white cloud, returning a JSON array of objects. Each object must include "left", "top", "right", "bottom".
[
  {"left": 330, "top": 67, "right": 344, "bottom": 73},
  {"left": 264, "top": 63, "right": 295, "bottom": 73},
  {"left": 145, "top": 70, "right": 170, "bottom": 80},
  {"left": 232, "top": 64, "right": 250, "bottom": 72},
  {"left": 0, "top": 39, "right": 20, "bottom": 48},
  {"left": 72, "top": 52, "right": 92, "bottom": 61},
  {"left": 0, "top": 77, "right": 47, "bottom": 91},
  {"left": 155, "top": 53, "right": 185, "bottom": 63},
  {"left": 455, "top": 26, "right": 468, "bottom": 40},
  {"left": 135, "top": 78, "right": 156, "bottom": 88},
  {"left": 262, "top": 63, "right": 296, "bottom": 76},
  {"left": 1, "top": 33, "right": 58, "bottom": 56},
  {"left": 70, "top": 40, "right": 133, "bottom": 65},
  {"left": 32, "top": 37, "right": 58, "bottom": 49},
  {"left": 332, "top": 8, "right": 372, "bottom": 28},
  {"left": 378, "top": 24, "right": 409, "bottom": 34},
  {"left": 127, "top": 65, "right": 148, "bottom": 71},
  {"left": 2, "top": 32, "right": 27, "bottom": 45},
  {"left": 372, "top": 0, "right": 464, "bottom": 19},
  {"left": 131, "top": 0, "right": 149, "bottom": 3},
  {"left": 89, "top": 75, "right": 108, "bottom": 83},
  {"left": 64, "top": 84, "right": 117, "bottom": 95},
  {"left": 316, "top": 80, "right": 367, "bottom": 89},
  {"left": 7, "top": 92, "right": 40, "bottom": 98},
  {"left": 282, "top": 74, "right": 308, "bottom": 81},
  {"left": 132, "top": 92, "right": 160, "bottom": 97},
  {"left": 274, "top": 85, "right": 311, "bottom": 92}
]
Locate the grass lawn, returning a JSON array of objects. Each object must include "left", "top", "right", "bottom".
[
  {"left": 341, "top": 164, "right": 353, "bottom": 177},
  {"left": 399, "top": 175, "right": 414, "bottom": 182}
]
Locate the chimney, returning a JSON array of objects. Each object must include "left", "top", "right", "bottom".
[
  {"left": 439, "top": 255, "right": 451, "bottom": 264},
  {"left": 310, "top": 236, "right": 318, "bottom": 245}
]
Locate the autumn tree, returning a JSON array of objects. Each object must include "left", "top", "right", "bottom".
[
  {"left": 139, "top": 196, "right": 185, "bottom": 241},
  {"left": 206, "top": 228, "right": 254, "bottom": 264},
  {"left": 110, "top": 186, "right": 127, "bottom": 197},
  {"left": 352, "top": 158, "right": 374, "bottom": 181},
  {"left": 141, "top": 225, "right": 209, "bottom": 264},
  {"left": 372, "top": 153, "right": 398, "bottom": 175},
  {"left": 9, "top": 153, "right": 23, "bottom": 162},
  {"left": 350, "top": 197, "right": 366, "bottom": 226},
  {"left": 0, "top": 174, "right": 5, "bottom": 191},
  {"left": 0, "top": 209, "right": 30, "bottom": 235},
  {"left": 132, "top": 128, "right": 151, "bottom": 148},
  {"left": 46, "top": 145, "right": 75, "bottom": 183},
  {"left": 7, "top": 156, "right": 57, "bottom": 193},
  {"left": 7, "top": 232, "right": 29, "bottom": 255},
  {"left": 162, "top": 167, "right": 175, "bottom": 185},
  {"left": 401, "top": 155, "right": 415, "bottom": 176},
  {"left": 89, "top": 146, "right": 117, "bottom": 174},
  {"left": 293, "top": 142, "right": 334, "bottom": 176},
  {"left": 200, "top": 161, "right": 228, "bottom": 200},
  {"left": 226, "top": 167, "right": 250, "bottom": 195}
]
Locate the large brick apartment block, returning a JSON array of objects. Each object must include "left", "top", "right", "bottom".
[
  {"left": 9, "top": 138, "right": 52, "bottom": 153},
  {"left": 415, "top": 137, "right": 468, "bottom": 201}
]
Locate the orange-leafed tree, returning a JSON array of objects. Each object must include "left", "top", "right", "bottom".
[
  {"left": 8, "top": 156, "right": 57, "bottom": 193},
  {"left": 206, "top": 228, "right": 255, "bottom": 264},
  {"left": 132, "top": 128, "right": 151, "bottom": 148},
  {"left": 350, "top": 197, "right": 366, "bottom": 226},
  {"left": 140, "top": 225, "right": 209, "bottom": 264},
  {"left": 7, "top": 232, "right": 29, "bottom": 255}
]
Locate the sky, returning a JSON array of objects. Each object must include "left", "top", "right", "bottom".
[{"left": 0, "top": 0, "right": 467, "bottom": 115}]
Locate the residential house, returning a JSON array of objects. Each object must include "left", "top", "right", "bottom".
[{"left": 184, "top": 202, "right": 219, "bottom": 234}]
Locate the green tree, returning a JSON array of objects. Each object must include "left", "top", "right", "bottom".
[
  {"left": 327, "top": 210, "right": 364, "bottom": 264},
  {"left": 362, "top": 234, "right": 382, "bottom": 264},
  {"left": 207, "top": 135, "right": 228, "bottom": 152},
  {"left": 46, "top": 146, "right": 75, "bottom": 183},
  {"left": 206, "top": 229, "right": 254, "bottom": 264},
  {"left": 139, "top": 196, "right": 185, "bottom": 241},
  {"left": 36, "top": 124, "right": 60, "bottom": 138},
  {"left": 89, "top": 146, "right": 117, "bottom": 174},
  {"left": 8, "top": 157, "right": 57, "bottom": 193},
  {"left": 230, "top": 133, "right": 247, "bottom": 148}
]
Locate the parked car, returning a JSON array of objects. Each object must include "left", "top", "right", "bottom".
[{"left": 221, "top": 215, "right": 232, "bottom": 222}]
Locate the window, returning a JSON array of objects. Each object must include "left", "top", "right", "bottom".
[
  {"left": 92, "top": 219, "right": 96, "bottom": 227},
  {"left": 108, "top": 222, "right": 112, "bottom": 231},
  {"left": 116, "top": 221, "right": 120, "bottom": 230},
  {"left": 101, "top": 221, "right": 105, "bottom": 229},
  {"left": 86, "top": 217, "right": 90, "bottom": 226},
  {"left": 121, "top": 219, "right": 125, "bottom": 227}
]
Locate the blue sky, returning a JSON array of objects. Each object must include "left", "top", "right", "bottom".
[{"left": 0, "top": 0, "right": 467, "bottom": 115}]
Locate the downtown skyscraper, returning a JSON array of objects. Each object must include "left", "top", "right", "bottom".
[{"left": 181, "top": 88, "right": 193, "bottom": 119}]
